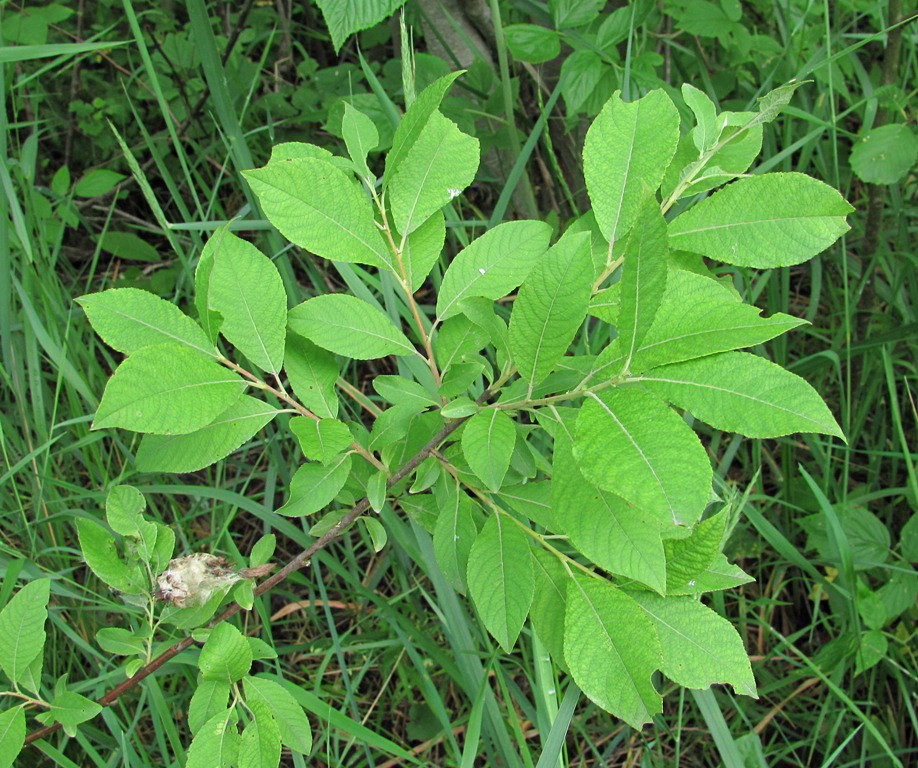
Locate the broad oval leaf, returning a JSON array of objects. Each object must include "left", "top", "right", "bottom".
[
  {"left": 238, "top": 699, "right": 281, "bottom": 768},
  {"left": 244, "top": 157, "right": 391, "bottom": 269},
  {"left": 199, "top": 622, "right": 253, "bottom": 683},
  {"left": 639, "top": 351, "right": 844, "bottom": 439},
  {"left": 436, "top": 221, "right": 553, "bottom": 320},
  {"left": 575, "top": 389, "right": 711, "bottom": 526},
  {"left": 284, "top": 336, "right": 339, "bottom": 418},
  {"left": 631, "top": 592, "right": 757, "bottom": 697},
  {"left": 188, "top": 680, "right": 230, "bottom": 735},
  {"left": 315, "top": 0, "right": 409, "bottom": 52},
  {"left": 467, "top": 514, "right": 534, "bottom": 652},
  {"left": 668, "top": 173, "right": 853, "bottom": 268},
  {"left": 529, "top": 549, "right": 569, "bottom": 669},
  {"left": 277, "top": 455, "right": 352, "bottom": 517},
  {"left": 244, "top": 676, "right": 313, "bottom": 755},
  {"left": 93, "top": 344, "right": 246, "bottom": 435},
  {"left": 342, "top": 102, "right": 379, "bottom": 179},
  {"left": 77, "top": 287, "right": 214, "bottom": 357},
  {"left": 208, "top": 231, "right": 287, "bottom": 374},
  {"left": 509, "top": 230, "right": 593, "bottom": 388},
  {"left": 584, "top": 89, "right": 680, "bottom": 249},
  {"left": 390, "top": 111, "right": 479, "bottom": 237},
  {"left": 0, "top": 706, "right": 25, "bottom": 767},
  {"left": 186, "top": 709, "right": 239, "bottom": 768},
  {"left": 290, "top": 416, "right": 353, "bottom": 464},
  {"left": 288, "top": 294, "right": 415, "bottom": 359},
  {"left": 432, "top": 483, "right": 478, "bottom": 591},
  {"left": 403, "top": 210, "right": 446, "bottom": 291},
  {"left": 564, "top": 574, "right": 662, "bottom": 728},
  {"left": 75, "top": 518, "right": 145, "bottom": 594},
  {"left": 850, "top": 123, "right": 917, "bottom": 186},
  {"left": 135, "top": 395, "right": 278, "bottom": 473},
  {"left": 0, "top": 579, "right": 50, "bottom": 686},
  {"left": 461, "top": 409, "right": 516, "bottom": 493}
]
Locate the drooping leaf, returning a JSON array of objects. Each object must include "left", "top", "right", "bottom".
[
  {"left": 466, "top": 514, "right": 534, "bottom": 652},
  {"left": 244, "top": 676, "right": 313, "bottom": 755},
  {"left": 199, "top": 622, "right": 253, "bottom": 683},
  {"left": 290, "top": 416, "right": 353, "bottom": 464},
  {"left": 188, "top": 680, "right": 231, "bottom": 735},
  {"left": 277, "top": 455, "right": 352, "bottom": 517},
  {"left": 238, "top": 698, "right": 281, "bottom": 768},
  {"left": 104, "top": 484, "right": 146, "bottom": 537},
  {"left": 75, "top": 518, "right": 145, "bottom": 594},
  {"left": 342, "top": 102, "right": 379, "bottom": 179},
  {"left": 584, "top": 89, "right": 680, "bottom": 250},
  {"left": 207, "top": 231, "right": 287, "bottom": 374},
  {"left": 195, "top": 228, "right": 224, "bottom": 343},
  {"left": 384, "top": 71, "right": 464, "bottom": 186},
  {"left": 284, "top": 336, "right": 339, "bottom": 418},
  {"left": 0, "top": 579, "right": 50, "bottom": 686},
  {"left": 39, "top": 692, "right": 103, "bottom": 736},
  {"left": 639, "top": 351, "right": 844, "bottom": 439},
  {"left": 315, "top": 0, "right": 408, "bottom": 52},
  {"left": 509, "top": 230, "right": 593, "bottom": 389},
  {"left": 666, "top": 553, "right": 753, "bottom": 595},
  {"left": 245, "top": 157, "right": 391, "bottom": 269},
  {"left": 93, "top": 344, "right": 246, "bottom": 435},
  {"left": 529, "top": 549, "right": 569, "bottom": 668},
  {"left": 668, "top": 173, "right": 852, "bottom": 268},
  {"left": 0, "top": 706, "right": 25, "bottom": 767},
  {"left": 616, "top": 199, "right": 668, "bottom": 367},
  {"left": 850, "top": 123, "right": 918, "bottom": 185},
  {"left": 403, "top": 210, "right": 446, "bottom": 291},
  {"left": 135, "top": 396, "right": 277, "bottom": 473},
  {"left": 437, "top": 221, "right": 553, "bottom": 320},
  {"left": 186, "top": 709, "right": 239, "bottom": 768},
  {"left": 553, "top": 434, "right": 666, "bottom": 593},
  {"left": 77, "top": 288, "right": 214, "bottom": 357},
  {"left": 575, "top": 389, "right": 712, "bottom": 526},
  {"left": 664, "top": 511, "right": 726, "bottom": 593},
  {"left": 95, "top": 627, "right": 146, "bottom": 657},
  {"left": 390, "top": 112, "right": 479, "bottom": 236},
  {"left": 432, "top": 482, "right": 478, "bottom": 591},
  {"left": 631, "top": 592, "right": 757, "bottom": 697},
  {"left": 564, "top": 573, "right": 662, "bottom": 728},
  {"left": 681, "top": 83, "right": 719, "bottom": 152},
  {"left": 461, "top": 409, "right": 516, "bottom": 493},
  {"left": 288, "top": 294, "right": 415, "bottom": 359}
]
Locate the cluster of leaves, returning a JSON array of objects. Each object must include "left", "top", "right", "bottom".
[{"left": 34, "top": 67, "right": 855, "bottom": 765}]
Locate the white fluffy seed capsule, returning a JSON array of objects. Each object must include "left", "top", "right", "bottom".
[{"left": 154, "top": 553, "right": 241, "bottom": 607}]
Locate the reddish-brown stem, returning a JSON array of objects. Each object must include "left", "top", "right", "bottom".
[{"left": 24, "top": 404, "right": 482, "bottom": 747}]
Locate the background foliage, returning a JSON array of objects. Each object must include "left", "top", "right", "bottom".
[{"left": 1, "top": 0, "right": 915, "bottom": 766}]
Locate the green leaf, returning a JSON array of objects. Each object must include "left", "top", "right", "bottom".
[
  {"left": 244, "top": 157, "right": 391, "bottom": 269},
  {"left": 504, "top": 23, "right": 560, "bottom": 63},
  {"left": 195, "top": 229, "right": 224, "bottom": 343},
  {"left": 73, "top": 169, "right": 125, "bottom": 197},
  {"left": 97, "top": 231, "right": 161, "bottom": 262},
  {"left": 432, "top": 483, "right": 478, "bottom": 591},
  {"left": 361, "top": 517, "right": 388, "bottom": 552},
  {"left": 666, "top": 553, "right": 753, "bottom": 595},
  {"left": 664, "top": 511, "right": 726, "bottom": 593},
  {"left": 77, "top": 288, "right": 214, "bottom": 357},
  {"left": 550, "top": 0, "right": 604, "bottom": 28},
  {"left": 437, "top": 221, "right": 553, "bottom": 320},
  {"left": 384, "top": 71, "right": 464, "bottom": 186},
  {"left": 564, "top": 574, "right": 662, "bottom": 728},
  {"left": 342, "top": 102, "right": 379, "bottom": 179},
  {"left": 461, "top": 409, "right": 516, "bottom": 493},
  {"left": 186, "top": 710, "right": 239, "bottom": 768},
  {"left": 104, "top": 484, "right": 146, "bottom": 537},
  {"left": 616, "top": 199, "right": 668, "bottom": 367},
  {"left": 277, "top": 455, "right": 352, "bottom": 516},
  {"left": 501, "top": 481, "right": 556, "bottom": 531},
  {"left": 433, "top": 315, "right": 488, "bottom": 374},
  {"left": 390, "top": 112, "right": 479, "bottom": 236},
  {"left": 38, "top": 692, "right": 102, "bottom": 736},
  {"left": 639, "top": 351, "right": 844, "bottom": 439},
  {"left": 76, "top": 518, "right": 144, "bottom": 593},
  {"left": 631, "top": 593, "right": 757, "bottom": 697},
  {"left": 93, "top": 344, "right": 246, "bottom": 435},
  {"left": 249, "top": 534, "right": 276, "bottom": 568},
  {"left": 467, "top": 514, "right": 534, "bottom": 652},
  {"left": 668, "top": 173, "right": 852, "bottom": 267},
  {"left": 290, "top": 416, "right": 353, "bottom": 464},
  {"left": 135, "top": 395, "right": 277, "bottom": 473},
  {"left": 850, "top": 123, "right": 918, "bottom": 185},
  {"left": 509, "top": 230, "right": 593, "bottom": 388},
  {"left": 373, "top": 375, "right": 438, "bottom": 408},
  {"left": 681, "top": 83, "right": 719, "bottom": 152},
  {"left": 403, "top": 210, "right": 446, "bottom": 291},
  {"left": 0, "top": 579, "right": 50, "bottom": 685},
  {"left": 95, "top": 627, "right": 146, "bottom": 656},
  {"left": 207, "top": 231, "right": 287, "bottom": 374},
  {"left": 288, "top": 294, "right": 415, "bottom": 359},
  {"left": 553, "top": 435, "right": 665, "bottom": 593},
  {"left": 188, "top": 680, "right": 230, "bottom": 735},
  {"left": 244, "top": 676, "right": 313, "bottom": 755},
  {"left": 584, "top": 90, "right": 680, "bottom": 249},
  {"left": 529, "top": 550, "right": 569, "bottom": 668},
  {"left": 576, "top": 389, "right": 712, "bottom": 526},
  {"left": 314, "top": 0, "right": 408, "bottom": 52},
  {"left": 238, "top": 699, "right": 281, "bottom": 768},
  {"left": 0, "top": 706, "right": 25, "bottom": 767},
  {"left": 366, "top": 470, "right": 388, "bottom": 513},
  {"left": 199, "top": 622, "right": 253, "bottom": 683},
  {"left": 284, "top": 336, "right": 339, "bottom": 418}
]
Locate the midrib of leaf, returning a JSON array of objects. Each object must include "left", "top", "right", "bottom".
[
  {"left": 638, "top": 373, "right": 825, "bottom": 425},
  {"left": 527, "top": 254, "right": 578, "bottom": 391},
  {"left": 638, "top": 602, "right": 724, "bottom": 668},
  {"left": 588, "top": 393, "right": 677, "bottom": 524},
  {"left": 146, "top": 406, "right": 276, "bottom": 447},
  {"left": 574, "top": 580, "right": 645, "bottom": 710},
  {"left": 321, "top": 314, "right": 414, "bottom": 354},
  {"left": 398, "top": 134, "right": 448, "bottom": 236},
  {"left": 494, "top": 515, "right": 512, "bottom": 636},
  {"left": 254, "top": 174, "right": 387, "bottom": 264},
  {"left": 596, "top": 491, "right": 658, "bottom": 580},
  {"left": 104, "top": 378, "right": 244, "bottom": 415},
  {"left": 97, "top": 306, "right": 214, "bottom": 357},
  {"left": 6, "top": 610, "right": 37, "bottom": 680},
  {"left": 236, "top": 284, "right": 275, "bottom": 373},
  {"left": 606, "top": 109, "right": 638, "bottom": 254},
  {"left": 672, "top": 212, "right": 843, "bottom": 237}
]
